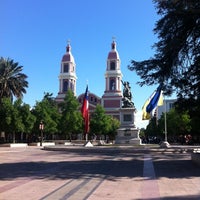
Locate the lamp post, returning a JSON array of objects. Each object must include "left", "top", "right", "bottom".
[{"left": 39, "top": 121, "right": 44, "bottom": 146}]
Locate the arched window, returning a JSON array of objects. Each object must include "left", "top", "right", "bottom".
[
  {"left": 110, "top": 79, "right": 115, "bottom": 90},
  {"left": 63, "top": 80, "right": 68, "bottom": 92},
  {"left": 63, "top": 63, "right": 69, "bottom": 73},
  {"left": 70, "top": 81, "right": 74, "bottom": 91},
  {"left": 110, "top": 61, "right": 115, "bottom": 70}
]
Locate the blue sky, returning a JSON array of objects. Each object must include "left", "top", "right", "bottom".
[{"left": 0, "top": 0, "right": 164, "bottom": 128}]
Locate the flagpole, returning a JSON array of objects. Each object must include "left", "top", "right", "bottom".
[
  {"left": 85, "top": 132, "right": 88, "bottom": 142},
  {"left": 160, "top": 95, "right": 170, "bottom": 148},
  {"left": 81, "top": 82, "right": 89, "bottom": 143},
  {"left": 164, "top": 96, "right": 167, "bottom": 142},
  {"left": 86, "top": 80, "right": 88, "bottom": 143}
]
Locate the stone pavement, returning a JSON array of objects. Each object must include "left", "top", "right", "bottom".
[{"left": 0, "top": 145, "right": 200, "bottom": 200}]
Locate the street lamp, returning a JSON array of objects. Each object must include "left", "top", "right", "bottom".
[{"left": 39, "top": 121, "right": 44, "bottom": 146}]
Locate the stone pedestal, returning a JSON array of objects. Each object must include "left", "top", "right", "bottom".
[{"left": 115, "top": 108, "right": 141, "bottom": 145}]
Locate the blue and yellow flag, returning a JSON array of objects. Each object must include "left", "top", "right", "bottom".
[{"left": 142, "top": 86, "right": 163, "bottom": 120}]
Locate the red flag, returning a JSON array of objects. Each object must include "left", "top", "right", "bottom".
[{"left": 81, "top": 85, "right": 89, "bottom": 133}]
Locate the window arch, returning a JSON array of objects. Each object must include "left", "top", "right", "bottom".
[
  {"left": 63, "top": 63, "right": 69, "bottom": 73},
  {"left": 70, "top": 81, "right": 74, "bottom": 91},
  {"left": 110, "top": 79, "right": 115, "bottom": 90},
  {"left": 63, "top": 80, "right": 68, "bottom": 92},
  {"left": 110, "top": 61, "right": 115, "bottom": 70}
]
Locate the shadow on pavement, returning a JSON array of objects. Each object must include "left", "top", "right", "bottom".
[
  {"left": 138, "top": 194, "right": 200, "bottom": 200},
  {"left": 0, "top": 147, "right": 200, "bottom": 181},
  {"left": 0, "top": 159, "right": 143, "bottom": 181}
]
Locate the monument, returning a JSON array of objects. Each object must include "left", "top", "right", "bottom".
[{"left": 115, "top": 81, "right": 141, "bottom": 144}]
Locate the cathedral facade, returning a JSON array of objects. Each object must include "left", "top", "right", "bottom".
[{"left": 55, "top": 39, "right": 123, "bottom": 120}]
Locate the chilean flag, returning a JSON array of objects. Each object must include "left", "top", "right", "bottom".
[{"left": 81, "top": 85, "right": 89, "bottom": 133}]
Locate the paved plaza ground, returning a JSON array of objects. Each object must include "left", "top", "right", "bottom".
[{"left": 0, "top": 145, "right": 200, "bottom": 200}]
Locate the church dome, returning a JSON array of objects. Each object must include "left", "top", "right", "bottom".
[
  {"left": 62, "top": 42, "right": 75, "bottom": 63},
  {"left": 107, "top": 40, "right": 119, "bottom": 60}
]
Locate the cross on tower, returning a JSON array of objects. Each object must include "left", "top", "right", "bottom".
[{"left": 67, "top": 39, "right": 71, "bottom": 45}]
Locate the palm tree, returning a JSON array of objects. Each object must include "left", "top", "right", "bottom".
[{"left": 0, "top": 57, "right": 28, "bottom": 101}]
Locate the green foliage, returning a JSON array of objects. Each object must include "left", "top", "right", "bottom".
[
  {"left": 0, "top": 98, "right": 24, "bottom": 134},
  {"left": 32, "top": 93, "right": 61, "bottom": 136},
  {"left": 106, "top": 116, "right": 120, "bottom": 140},
  {"left": 90, "top": 104, "right": 120, "bottom": 138},
  {"left": 90, "top": 105, "right": 107, "bottom": 135},
  {"left": 0, "top": 57, "right": 28, "bottom": 100},
  {"left": 59, "top": 90, "right": 83, "bottom": 138},
  {"left": 139, "top": 128, "right": 145, "bottom": 138},
  {"left": 0, "top": 98, "right": 36, "bottom": 143},
  {"left": 155, "top": 108, "right": 191, "bottom": 138},
  {"left": 145, "top": 117, "right": 161, "bottom": 139},
  {"left": 169, "top": 109, "right": 191, "bottom": 135},
  {"left": 128, "top": 0, "right": 200, "bottom": 108},
  {"left": 128, "top": 0, "right": 200, "bottom": 136},
  {"left": 0, "top": 98, "right": 14, "bottom": 132},
  {"left": 175, "top": 98, "right": 200, "bottom": 134},
  {"left": 19, "top": 102, "right": 36, "bottom": 134},
  {"left": 11, "top": 99, "right": 25, "bottom": 133}
]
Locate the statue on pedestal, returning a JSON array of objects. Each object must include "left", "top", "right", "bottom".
[
  {"left": 115, "top": 80, "right": 140, "bottom": 145},
  {"left": 121, "top": 80, "right": 135, "bottom": 108}
]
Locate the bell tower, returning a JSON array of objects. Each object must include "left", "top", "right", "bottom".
[
  {"left": 55, "top": 41, "right": 77, "bottom": 102},
  {"left": 101, "top": 38, "right": 123, "bottom": 119}
]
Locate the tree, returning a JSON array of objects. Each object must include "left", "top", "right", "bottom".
[
  {"left": 128, "top": 0, "right": 200, "bottom": 108},
  {"left": 32, "top": 93, "right": 61, "bottom": 140},
  {"left": 90, "top": 104, "right": 120, "bottom": 139},
  {"left": 145, "top": 117, "right": 160, "bottom": 138},
  {"left": 0, "top": 57, "right": 28, "bottom": 101},
  {"left": 19, "top": 102, "right": 36, "bottom": 141},
  {"left": 11, "top": 99, "right": 25, "bottom": 143},
  {"left": 139, "top": 128, "right": 145, "bottom": 138},
  {"left": 0, "top": 98, "right": 36, "bottom": 143},
  {"left": 158, "top": 108, "right": 191, "bottom": 141},
  {"left": 106, "top": 117, "right": 120, "bottom": 141},
  {"left": 0, "top": 98, "right": 14, "bottom": 142},
  {"left": 59, "top": 90, "right": 83, "bottom": 140},
  {"left": 145, "top": 108, "right": 191, "bottom": 143},
  {"left": 0, "top": 98, "right": 24, "bottom": 143},
  {"left": 90, "top": 105, "right": 108, "bottom": 137}
]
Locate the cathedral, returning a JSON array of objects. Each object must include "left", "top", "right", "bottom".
[{"left": 55, "top": 39, "right": 124, "bottom": 120}]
